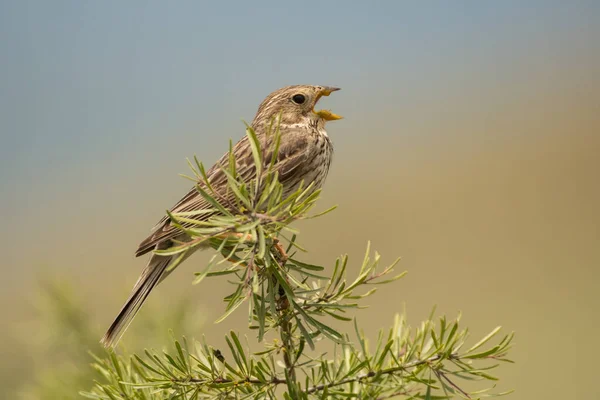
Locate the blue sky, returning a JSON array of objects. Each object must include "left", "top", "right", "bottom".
[{"left": 3, "top": 1, "right": 597, "bottom": 193}]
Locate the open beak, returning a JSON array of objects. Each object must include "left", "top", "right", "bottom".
[{"left": 313, "top": 87, "right": 342, "bottom": 121}]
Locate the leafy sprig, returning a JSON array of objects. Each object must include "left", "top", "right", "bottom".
[
  {"left": 84, "top": 120, "right": 514, "bottom": 399},
  {"left": 82, "top": 313, "right": 513, "bottom": 399}
]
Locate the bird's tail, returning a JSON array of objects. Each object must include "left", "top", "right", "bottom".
[{"left": 100, "top": 253, "right": 172, "bottom": 349}]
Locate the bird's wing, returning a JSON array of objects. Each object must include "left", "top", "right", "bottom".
[{"left": 135, "top": 129, "right": 310, "bottom": 257}]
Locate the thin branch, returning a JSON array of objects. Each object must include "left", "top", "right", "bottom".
[
  {"left": 163, "top": 354, "right": 444, "bottom": 394},
  {"left": 274, "top": 247, "right": 296, "bottom": 384},
  {"left": 185, "top": 376, "right": 286, "bottom": 386},
  {"left": 305, "top": 354, "right": 442, "bottom": 394}
]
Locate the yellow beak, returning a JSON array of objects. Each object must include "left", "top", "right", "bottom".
[{"left": 313, "top": 87, "right": 342, "bottom": 121}]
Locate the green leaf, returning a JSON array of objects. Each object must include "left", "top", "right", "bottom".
[
  {"left": 293, "top": 301, "right": 344, "bottom": 343},
  {"left": 288, "top": 258, "right": 325, "bottom": 271},
  {"left": 192, "top": 255, "right": 217, "bottom": 285},
  {"left": 294, "top": 316, "right": 315, "bottom": 350},
  {"left": 195, "top": 184, "right": 232, "bottom": 217},
  {"left": 465, "top": 326, "right": 502, "bottom": 354},
  {"left": 245, "top": 125, "right": 263, "bottom": 179},
  {"left": 215, "top": 293, "right": 246, "bottom": 324}
]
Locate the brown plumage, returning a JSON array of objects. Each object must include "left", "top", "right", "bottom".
[{"left": 101, "top": 85, "right": 342, "bottom": 348}]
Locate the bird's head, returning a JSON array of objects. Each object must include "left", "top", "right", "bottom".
[{"left": 252, "top": 85, "right": 342, "bottom": 128}]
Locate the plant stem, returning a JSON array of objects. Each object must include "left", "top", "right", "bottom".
[
  {"left": 305, "top": 354, "right": 442, "bottom": 394},
  {"left": 279, "top": 309, "right": 296, "bottom": 383},
  {"left": 273, "top": 243, "right": 296, "bottom": 385},
  {"left": 173, "top": 354, "right": 445, "bottom": 395}
]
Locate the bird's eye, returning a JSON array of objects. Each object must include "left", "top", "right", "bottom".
[{"left": 292, "top": 94, "right": 306, "bottom": 104}]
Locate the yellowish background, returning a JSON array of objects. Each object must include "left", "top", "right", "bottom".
[{"left": 1, "top": 1, "right": 598, "bottom": 398}]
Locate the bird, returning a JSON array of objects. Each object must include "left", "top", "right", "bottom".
[{"left": 101, "top": 85, "right": 342, "bottom": 348}]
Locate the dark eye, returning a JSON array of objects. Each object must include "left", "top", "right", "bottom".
[{"left": 292, "top": 94, "right": 306, "bottom": 104}]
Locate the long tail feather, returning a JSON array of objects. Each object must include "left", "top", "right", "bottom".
[{"left": 101, "top": 254, "right": 172, "bottom": 349}]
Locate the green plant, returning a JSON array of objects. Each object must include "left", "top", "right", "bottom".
[
  {"left": 83, "top": 122, "right": 514, "bottom": 399},
  {"left": 9, "top": 279, "right": 204, "bottom": 400}
]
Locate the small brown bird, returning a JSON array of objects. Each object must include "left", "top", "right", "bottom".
[{"left": 101, "top": 85, "right": 342, "bottom": 348}]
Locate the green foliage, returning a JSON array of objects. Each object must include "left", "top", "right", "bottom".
[
  {"left": 83, "top": 313, "right": 512, "bottom": 399},
  {"left": 10, "top": 280, "right": 204, "bottom": 400},
  {"left": 83, "top": 122, "right": 514, "bottom": 399}
]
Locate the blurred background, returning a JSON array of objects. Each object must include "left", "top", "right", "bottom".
[{"left": 1, "top": 1, "right": 598, "bottom": 398}]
